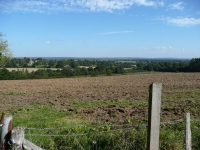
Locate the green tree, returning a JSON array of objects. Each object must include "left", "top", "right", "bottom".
[
  {"left": 80, "top": 68, "right": 89, "bottom": 75},
  {"left": 56, "top": 60, "right": 67, "bottom": 68},
  {"left": 69, "top": 60, "right": 78, "bottom": 68},
  {"left": 34, "top": 69, "right": 48, "bottom": 78},
  {"left": 114, "top": 65, "right": 124, "bottom": 74},
  {"left": 106, "top": 69, "right": 112, "bottom": 76},
  {"left": 0, "top": 33, "right": 12, "bottom": 67},
  {"left": 0, "top": 68, "right": 11, "bottom": 79},
  {"left": 73, "top": 67, "right": 81, "bottom": 76},
  {"left": 189, "top": 58, "right": 200, "bottom": 72},
  {"left": 5, "top": 58, "right": 17, "bottom": 67},
  {"left": 34, "top": 58, "right": 43, "bottom": 67},
  {"left": 62, "top": 67, "right": 74, "bottom": 76},
  {"left": 136, "top": 62, "right": 145, "bottom": 70},
  {"left": 48, "top": 60, "right": 57, "bottom": 68}
]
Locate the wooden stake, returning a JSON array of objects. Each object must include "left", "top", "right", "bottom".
[
  {"left": 147, "top": 83, "right": 162, "bottom": 150},
  {"left": 186, "top": 113, "right": 192, "bottom": 150}
]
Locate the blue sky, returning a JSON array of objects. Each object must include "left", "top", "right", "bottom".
[{"left": 0, "top": 0, "right": 200, "bottom": 58}]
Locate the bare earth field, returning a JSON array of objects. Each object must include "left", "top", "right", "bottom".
[{"left": 0, "top": 72, "right": 200, "bottom": 124}]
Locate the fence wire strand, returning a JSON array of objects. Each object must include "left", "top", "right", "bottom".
[
  {"left": 14, "top": 118, "right": 200, "bottom": 149},
  {"left": 25, "top": 119, "right": 185, "bottom": 131}
]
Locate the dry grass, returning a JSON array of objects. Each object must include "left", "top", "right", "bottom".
[{"left": 6, "top": 68, "right": 60, "bottom": 72}]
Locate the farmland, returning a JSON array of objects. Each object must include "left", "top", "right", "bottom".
[
  {"left": 6, "top": 68, "right": 61, "bottom": 72},
  {"left": 0, "top": 72, "right": 200, "bottom": 125}
]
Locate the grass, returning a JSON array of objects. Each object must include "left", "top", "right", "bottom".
[
  {"left": 12, "top": 105, "right": 84, "bottom": 128},
  {"left": 6, "top": 68, "right": 60, "bottom": 72},
  {"left": 69, "top": 99, "right": 148, "bottom": 109},
  {"left": 6, "top": 103, "right": 200, "bottom": 150},
  {"left": 12, "top": 104, "right": 148, "bottom": 149},
  {"left": 11, "top": 105, "right": 200, "bottom": 150},
  {"left": 11, "top": 99, "right": 148, "bottom": 128}
]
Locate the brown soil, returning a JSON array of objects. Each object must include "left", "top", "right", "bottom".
[{"left": 0, "top": 72, "right": 200, "bottom": 123}]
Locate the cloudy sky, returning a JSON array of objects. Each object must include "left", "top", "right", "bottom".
[{"left": 0, "top": 0, "right": 200, "bottom": 58}]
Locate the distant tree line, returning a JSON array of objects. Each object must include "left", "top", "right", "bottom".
[
  {"left": 142, "top": 58, "right": 200, "bottom": 72},
  {"left": 0, "top": 57, "right": 200, "bottom": 80},
  {"left": 1, "top": 57, "right": 127, "bottom": 79}
]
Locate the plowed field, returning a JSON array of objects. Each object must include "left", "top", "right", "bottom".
[{"left": 1, "top": 73, "right": 200, "bottom": 123}]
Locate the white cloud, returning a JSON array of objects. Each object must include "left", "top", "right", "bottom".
[
  {"left": 169, "top": 2, "right": 184, "bottom": 10},
  {"left": 157, "top": 17, "right": 200, "bottom": 27},
  {"left": 152, "top": 46, "right": 185, "bottom": 53},
  {"left": 0, "top": 0, "right": 164, "bottom": 13},
  {"left": 157, "top": 1, "right": 164, "bottom": 7},
  {"left": 168, "top": 46, "right": 172, "bottom": 49},
  {"left": 46, "top": 41, "right": 51, "bottom": 44},
  {"left": 100, "top": 30, "right": 134, "bottom": 34},
  {"left": 0, "top": 1, "right": 52, "bottom": 13}
]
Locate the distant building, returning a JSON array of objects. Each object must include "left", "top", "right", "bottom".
[{"left": 29, "top": 59, "right": 34, "bottom": 65}]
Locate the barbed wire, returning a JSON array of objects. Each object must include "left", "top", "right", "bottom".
[
  {"left": 191, "top": 119, "right": 200, "bottom": 122},
  {"left": 161, "top": 119, "right": 183, "bottom": 125},
  {"left": 25, "top": 123, "right": 147, "bottom": 131},
  {"left": 25, "top": 118, "right": 186, "bottom": 131},
  {"left": 21, "top": 118, "right": 200, "bottom": 149},
  {"left": 25, "top": 126, "right": 143, "bottom": 137},
  {"left": 25, "top": 118, "right": 200, "bottom": 131},
  {"left": 26, "top": 133, "right": 87, "bottom": 137},
  {"left": 23, "top": 118, "right": 191, "bottom": 137}
]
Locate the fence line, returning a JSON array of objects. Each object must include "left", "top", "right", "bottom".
[
  {"left": 20, "top": 118, "right": 200, "bottom": 131},
  {"left": 23, "top": 118, "right": 200, "bottom": 136},
  {"left": 24, "top": 119, "right": 185, "bottom": 131},
  {"left": 23, "top": 114, "right": 198, "bottom": 149},
  {"left": 24, "top": 120, "right": 182, "bottom": 137}
]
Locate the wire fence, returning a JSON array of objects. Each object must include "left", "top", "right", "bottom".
[
  {"left": 19, "top": 119, "right": 200, "bottom": 150},
  {"left": 25, "top": 123, "right": 147, "bottom": 150}
]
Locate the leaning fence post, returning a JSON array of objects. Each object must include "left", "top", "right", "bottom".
[
  {"left": 0, "top": 112, "right": 5, "bottom": 126},
  {"left": 0, "top": 114, "right": 12, "bottom": 150},
  {"left": 147, "top": 83, "right": 162, "bottom": 150},
  {"left": 11, "top": 127, "right": 24, "bottom": 150},
  {"left": 186, "top": 113, "right": 192, "bottom": 150},
  {"left": 0, "top": 112, "right": 6, "bottom": 150}
]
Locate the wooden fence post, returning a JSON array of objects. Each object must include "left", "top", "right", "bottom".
[
  {"left": 0, "top": 114, "right": 12, "bottom": 150},
  {"left": 147, "top": 83, "right": 162, "bottom": 150},
  {"left": 11, "top": 127, "right": 44, "bottom": 150},
  {"left": 11, "top": 127, "right": 24, "bottom": 150},
  {"left": 0, "top": 112, "right": 6, "bottom": 150},
  {"left": 186, "top": 113, "right": 192, "bottom": 150},
  {"left": 0, "top": 112, "right": 5, "bottom": 126}
]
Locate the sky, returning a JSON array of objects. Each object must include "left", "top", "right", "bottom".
[{"left": 0, "top": 0, "right": 200, "bottom": 58}]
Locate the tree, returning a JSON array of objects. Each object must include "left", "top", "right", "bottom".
[
  {"left": 56, "top": 60, "right": 67, "bottom": 68},
  {"left": 34, "top": 69, "right": 48, "bottom": 78},
  {"left": 114, "top": 65, "right": 124, "bottom": 74},
  {"left": 34, "top": 58, "right": 43, "bottom": 66},
  {"left": 80, "top": 67, "right": 89, "bottom": 75},
  {"left": 0, "top": 68, "right": 11, "bottom": 80},
  {"left": 69, "top": 60, "right": 78, "bottom": 68},
  {"left": 62, "top": 67, "right": 74, "bottom": 76},
  {"left": 0, "top": 33, "right": 12, "bottom": 67},
  {"left": 189, "top": 58, "right": 200, "bottom": 72},
  {"left": 106, "top": 69, "right": 112, "bottom": 76},
  {"left": 48, "top": 60, "right": 57, "bottom": 68}
]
